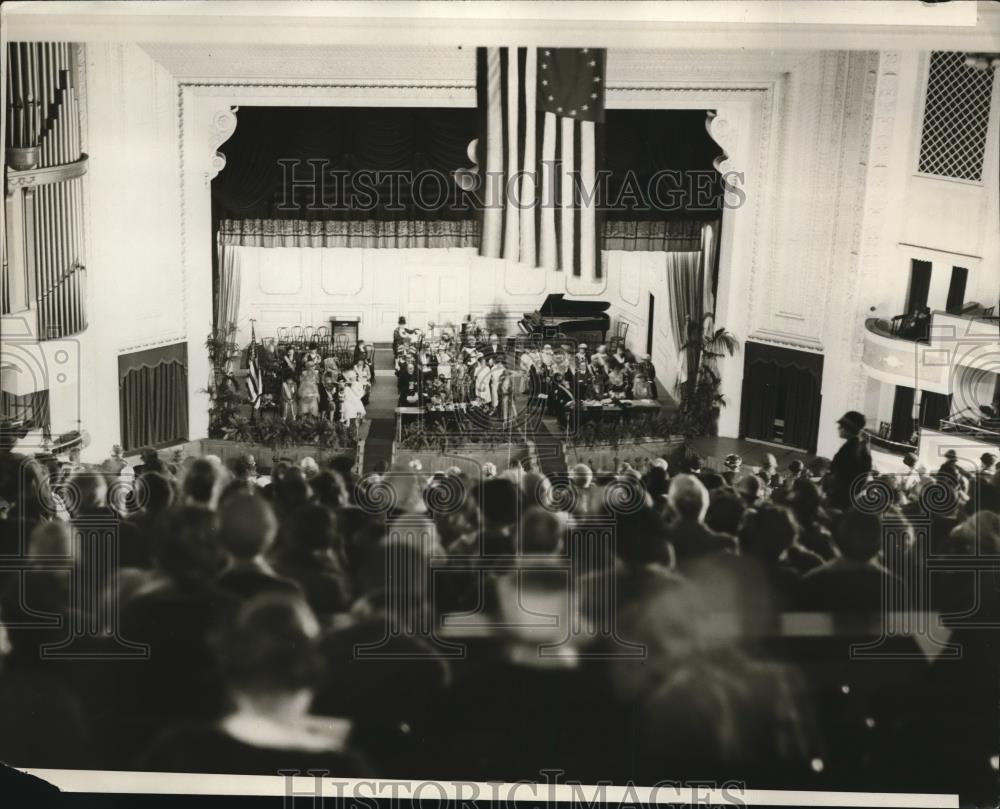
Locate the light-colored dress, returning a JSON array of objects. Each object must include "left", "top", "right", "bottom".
[
  {"left": 341, "top": 381, "right": 366, "bottom": 422},
  {"left": 475, "top": 364, "right": 492, "bottom": 401}
]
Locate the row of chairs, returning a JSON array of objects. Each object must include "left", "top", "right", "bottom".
[{"left": 275, "top": 325, "right": 333, "bottom": 348}]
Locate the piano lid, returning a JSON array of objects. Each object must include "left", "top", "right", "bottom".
[{"left": 536, "top": 294, "right": 611, "bottom": 317}]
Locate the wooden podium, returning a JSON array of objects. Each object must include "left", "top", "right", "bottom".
[{"left": 330, "top": 317, "right": 360, "bottom": 345}]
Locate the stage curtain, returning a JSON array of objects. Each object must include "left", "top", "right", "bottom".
[
  {"left": 118, "top": 344, "right": 189, "bottom": 451},
  {"left": 666, "top": 251, "right": 703, "bottom": 385},
  {"left": 741, "top": 360, "right": 780, "bottom": 443},
  {"left": 782, "top": 366, "right": 822, "bottom": 451},
  {"left": 215, "top": 243, "right": 241, "bottom": 331},
  {"left": 700, "top": 222, "right": 718, "bottom": 317},
  {"left": 919, "top": 390, "right": 953, "bottom": 429},
  {"left": 218, "top": 218, "right": 480, "bottom": 249}
]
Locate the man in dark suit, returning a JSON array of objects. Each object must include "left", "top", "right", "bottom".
[
  {"left": 216, "top": 494, "right": 302, "bottom": 601},
  {"left": 824, "top": 410, "right": 872, "bottom": 511}
]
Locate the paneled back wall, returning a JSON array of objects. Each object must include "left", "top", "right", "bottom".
[{"left": 231, "top": 245, "right": 682, "bottom": 390}]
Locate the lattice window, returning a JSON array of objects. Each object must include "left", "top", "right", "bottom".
[{"left": 918, "top": 52, "right": 995, "bottom": 182}]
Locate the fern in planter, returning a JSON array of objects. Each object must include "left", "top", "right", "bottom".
[{"left": 222, "top": 415, "right": 254, "bottom": 443}]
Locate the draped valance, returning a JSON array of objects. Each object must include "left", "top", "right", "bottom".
[
  {"left": 118, "top": 343, "right": 189, "bottom": 451},
  {"left": 117, "top": 342, "right": 187, "bottom": 384},
  {"left": 218, "top": 218, "right": 480, "bottom": 249}
]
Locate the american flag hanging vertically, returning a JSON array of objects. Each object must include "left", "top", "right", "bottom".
[
  {"left": 246, "top": 323, "right": 262, "bottom": 410},
  {"left": 475, "top": 47, "right": 605, "bottom": 278}
]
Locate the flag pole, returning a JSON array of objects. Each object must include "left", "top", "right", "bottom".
[{"left": 249, "top": 318, "right": 258, "bottom": 426}]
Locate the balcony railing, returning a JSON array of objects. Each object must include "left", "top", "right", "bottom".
[{"left": 938, "top": 418, "right": 1000, "bottom": 440}]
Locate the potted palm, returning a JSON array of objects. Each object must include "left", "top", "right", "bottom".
[{"left": 676, "top": 312, "right": 739, "bottom": 437}]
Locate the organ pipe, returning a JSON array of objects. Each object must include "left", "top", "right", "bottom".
[{"left": 4, "top": 42, "right": 86, "bottom": 336}]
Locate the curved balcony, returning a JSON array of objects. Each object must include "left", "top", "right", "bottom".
[{"left": 861, "top": 318, "right": 949, "bottom": 394}]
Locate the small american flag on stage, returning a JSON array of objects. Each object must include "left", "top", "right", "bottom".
[
  {"left": 246, "top": 324, "right": 262, "bottom": 409},
  {"left": 475, "top": 47, "right": 606, "bottom": 279}
]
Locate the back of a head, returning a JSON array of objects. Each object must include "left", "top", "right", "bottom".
[
  {"left": 616, "top": 505, "right": 672, "bottom": 566},
  {"left": 835, "top": 509, "right": 882, "bottom": 562},
  {"left": 183, "top": 459, "right": 219, "bottom": 505},
  {"left": 736, "top": 474, "right": 763, "bottom": 503},
  {"left": 700, "top": 471, "right": 726, "bottom": 492},
  {"left": 153, "top": 506, "right": 224, "bottom": 583},
  {"left": 310, "top": 470, "right": 348, "bottom": 509},
  {"left": 668, "top": 474, "right": 709, "bottom": 521},
  {"left": 569, "top": 463, "right": 593, "bottom": 489},
  {"left": 520, "top": 507, "right": 566, "bottom": 555},
  {"left": 66, "top": 470, "right": 108, "bottom": 515},
  {"left": 705, "top": 490, "right": 746, "bottom": 537},
  {"left": 644, "top": 464, "right": 670, "bottom": 498},
  {"left": 213, "top": 594, "right": 321, "bottom": 697},
  {"left": 219, "top": 493, "right": 278, "bottom": 559},
  {"left": 136, "top": 471, "right": 174, "bottom": 514},
  {"left": 275, "top": 467, "right": 311, "bottom": 511},
  {"left": 519, "top": 471, "right": 553, "bottom": 511},
  {"left": 480, "top": 477, "right": 521, "bottom": 526},
  {"left": 741, "top": 503, "right": 799, "bottom": 560},
  {"left": 790, "top": 476, "right": 822, "bottom": 517},
  {"left": 29, "top": 520, "right": 72, "bottom": 558},
  {"left": 949, "top": 510, "right": 1000, "bottom": 555},
  {"left": 284, "top": 503, "right": 339, "bottom": 554}
]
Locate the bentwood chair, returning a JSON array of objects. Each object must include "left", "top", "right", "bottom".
[
  {"left": 334, "top": 334, "right": 352, "bottom": 367},
  {"left": 276, "top": 326, "right": 291, "bottom": 345},
  {"left": 303, "top": 325, "right": 316, "bottom": 346},
  {"left": 315, "top": 326, "right": 330, "bottom": 352},
  {"left": 610, "top": 321, "right": 629, "bottom": 352}
]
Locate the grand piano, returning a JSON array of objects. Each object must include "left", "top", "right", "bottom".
[{"left": 518, "top": 294, "right": 611, "bottom": 345}]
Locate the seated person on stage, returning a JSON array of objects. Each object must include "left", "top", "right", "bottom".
[
  {"left": 550, "top": 373, "right": 576, "bottom": 429},
  {"left": 319, "top": 372, "right": 339, "bottom": 422},
  {"left": 635, "top": 353, "right": 658, "bottom": 398},
  {"left": 606, "top": 358, "right": 627, "bottom": 399},
  {"left": 460, "top": 335, "right": 478, "bottom": 366},
  {"left": 538, "top": 343, "right": 554, "bottom": 371},
  {"left": 632, "top": 369, "right": 654, "bottom": 400},
  {"left": 398, "top": 362, "right": 422, "bottom": 406}
]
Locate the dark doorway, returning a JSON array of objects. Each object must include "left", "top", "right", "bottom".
[
  {"left": 740, "top": 342, "right": 824, "bottom": 452},
  {"left": 945, "top": 266, "right": 969, "bottom": 314},
  {"left": 919, "top": 390, "right": 953, "bottom": 429},
  {"left": 646, "top": 294, "right": 655, "bottom": 355},
  {"left": 890, "top": 386, "right": 916, "bottom": 444},
  {"left": 906, "top": 259, "right": 932, "bottom": 313}
]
